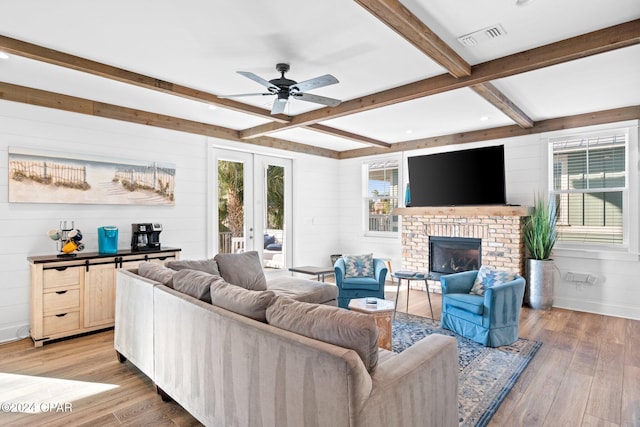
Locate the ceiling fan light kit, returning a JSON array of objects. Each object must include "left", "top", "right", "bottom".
[{"left": 221, "top": 63, "right": 342, "bottom": 114}]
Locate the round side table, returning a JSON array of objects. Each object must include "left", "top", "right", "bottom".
[{"left": 391, "top": 273, "right": 434, "bottom": 321}]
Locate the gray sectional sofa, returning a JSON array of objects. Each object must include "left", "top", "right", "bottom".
[{"left": 114, "top": 251, "right": 458, "bottom": 427}]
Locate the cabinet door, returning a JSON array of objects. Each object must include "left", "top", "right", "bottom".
[{"left": 84, "top": 263, "right": 116, "bottom": 328}]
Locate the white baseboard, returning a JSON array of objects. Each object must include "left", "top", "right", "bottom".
[
  {"left": 553, "top": 297, "right": 640, "bottom": 320},
  {"left": 0, "top": 323, "right": 30, "bottom": 344}
]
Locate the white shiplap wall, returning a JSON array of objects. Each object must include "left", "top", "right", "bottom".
[
  {"left": 1, "top": 99, "right": 637, "bottom": 344},
  {"left": 0, "top": 101, "right": 341, "bottom": 343}
]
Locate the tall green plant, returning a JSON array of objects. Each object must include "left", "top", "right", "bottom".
[{"left": 524, "top": 195, "right": 558, "bottom": 260}]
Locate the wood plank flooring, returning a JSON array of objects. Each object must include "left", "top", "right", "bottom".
[{"left": 0, "top": 285, "right": 638, "bottom": 426}]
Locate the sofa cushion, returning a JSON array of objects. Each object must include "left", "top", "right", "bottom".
[
  {"left": 470, "top": 266, "right": 516, "bottom": 296},
  {"left": 166, "top": 259, "right": 220, "bottom": 276},
  {"left": 266, "top": 297, "right": 379, "bottom": 372},
  {"left": 214, "top": 251, "right": 268, "bottom": 291},
  {"left": 137, "top": 262, "right": 176, "bottom": 287},
  {"left": 172, "top": 269, "right": 220, "bottom": 303},
  {"left": 209, "top": 277, "right": 276, "bottom": 322},
  {"left": 265, "top": 242, "right": 282, "bottom": 251},
  {"left": 266, "top": 276, "right": 338, "bottom": 304},
  {"left": 343, "top": 253, "right": 374, "bottom": 278}
]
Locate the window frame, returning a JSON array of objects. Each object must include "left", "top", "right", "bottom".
[
  {"left": 362, "top": 157, "right": 401, "bottom": 238},
  {"left": 548, "top": 128, "right": 630, "bottom": 251}
]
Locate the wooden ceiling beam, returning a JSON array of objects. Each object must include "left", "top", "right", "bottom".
[
  {"left": 0, "top": 34, "right": 292, "bottom": 124},
  {"left": 354, "top": 0, "right": 470, "bottom": 77},
  {"left": 471, "top": 82, "right": 534, "bottom": 128},
  {"left": 306, "top": 124, "right": 392, "bottom": 148},
  {"left": 338, "top": 105, "right": 640, "bottom": 159},
  {"left": 239, "top": 19, "right": 640, "bottom": 138},
  {"left": 0, "top": 82, "right": 340, "bottom": 159},
  {"left": 355, "top": 0, "right": 532, "bottom": 128}
]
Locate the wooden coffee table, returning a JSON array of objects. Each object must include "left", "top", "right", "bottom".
[{"left": 348, "top": 297, "right": 395, "bottom": 351}]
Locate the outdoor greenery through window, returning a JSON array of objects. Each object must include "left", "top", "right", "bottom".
[
  {"left": 218, "top": 160, "right": 244, "bottom": 254},
  {"left": 365, "top": 159, "right": 399, "bottom": 233},
  {"left": 550, "top": 132, "right": 627, "bottom": 245}
]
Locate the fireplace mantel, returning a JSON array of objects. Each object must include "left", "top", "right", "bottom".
[{"left": 394, "top": 205, "right": 530, "bottom": 217}]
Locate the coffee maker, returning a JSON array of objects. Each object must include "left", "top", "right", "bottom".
[{"left": 131, "top": 223, "right": 162, "bottom": 251}]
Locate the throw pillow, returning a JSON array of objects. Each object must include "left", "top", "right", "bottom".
[
  {"left": 166, "top": 259, "right": 220, "bottom": 276},
  {"left": 266, "top": 297, "right": 379, "bottom": 372},
  {"left": 470, "top": 266, "right": 517, "bottom": 296},
  {"left": 137, "top": 262, "right": 176, "bottom": 287},
  {"left": 343, "top": 253, "right": 374, "bottom": 278},
  {"left": 209, "top": 277, "right": 276, "bottom": 322},
  {"left": 172, "top": 269, "right": 221, "bottom": 303},
  {"left": 214, "top": 251, "right": 268, "bottom": 291},
  {"left": 263, "top": 234, "right": 275, "bottom": 249}
]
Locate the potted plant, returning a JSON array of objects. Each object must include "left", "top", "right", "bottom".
[{"left": 523, "top": 195, "right": 557, "bottom": 309}]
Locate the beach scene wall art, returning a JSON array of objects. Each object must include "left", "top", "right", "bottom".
[{"left": 8, "top": 147, "right": 176, "bottom": 205}]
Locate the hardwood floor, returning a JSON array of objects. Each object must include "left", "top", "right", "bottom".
[{"left": 0, "top": 285, "right": 638, "bottom": 426}]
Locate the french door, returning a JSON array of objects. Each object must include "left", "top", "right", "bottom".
[{"left": 210, "top": 148, "right": 292, "bottom": 271}]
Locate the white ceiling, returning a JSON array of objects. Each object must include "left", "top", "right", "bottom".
[{"left": 0, "top": 0, "right": 639, "bottom": 152}]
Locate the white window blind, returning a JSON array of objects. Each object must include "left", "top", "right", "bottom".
[
  {"left": 550, "top": 133, "right": 627, "bottom": 245},
  {"left": 365, "top": 159, "right": 399, "bottom": 233}
]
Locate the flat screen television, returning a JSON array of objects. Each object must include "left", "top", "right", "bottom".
[{"left": 407, "top": 145, "right": 506, "bottom": 207}]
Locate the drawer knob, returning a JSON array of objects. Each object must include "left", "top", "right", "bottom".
[
  {"left": 54, "top": 266, "right": 68, "bottom": 271},
  {"left": 55, "top": 313, "right": 68, "bottom": 317},
  {"left": 55, "top": 290, "right": 68, "bottom": 295}
]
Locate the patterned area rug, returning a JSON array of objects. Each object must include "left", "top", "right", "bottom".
[{"left": 392, "top": 312, "right": 541, "bottom": 427}]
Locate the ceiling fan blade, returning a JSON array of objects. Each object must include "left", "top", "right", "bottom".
[
  {"left": 237, "top": 71, "right": 279, "bottom": 91},
  {"left": 271, "top": 98, "right": 287, "bottom": 114},
  {"left": 290, "top": 74, "right": 339, "bottom": 93},
  {"left": 294, "top": 92, "right": 341, "bottom": 107},
  {"left": 218, "top": 92, "right": 274, "bottom": 98}
]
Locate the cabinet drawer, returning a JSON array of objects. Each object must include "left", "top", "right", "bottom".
[
  {"left": 43, "top": 267, "right": 82, "bottom": 289},
  {"left": 43, "top": 289, "right": 80, "bottom": 313},
  {"left": 43, "top": 311, "right": 80, "bottom": 336}
]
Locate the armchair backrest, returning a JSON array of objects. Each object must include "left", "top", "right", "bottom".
[{"left": 334, "top": 257, "right": 388, "bottom": 285}]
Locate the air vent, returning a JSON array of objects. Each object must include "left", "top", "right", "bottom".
[
  {"left": 458, "top": 36, "right": 478, "bottom": 47},
  {"left": 457, "top": 24, "right": 507, "bottom": 47}
]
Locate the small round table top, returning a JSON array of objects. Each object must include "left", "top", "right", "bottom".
[{"left": 348, "top": 297, "right": 395, "bottom": 313}]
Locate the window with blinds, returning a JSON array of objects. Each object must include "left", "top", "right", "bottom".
[
  {"left": 550, "top": 132, "right": 627, "bottom": 245},
  {"left": 364, "top": 159, "right": 399, "bottom": 233}
]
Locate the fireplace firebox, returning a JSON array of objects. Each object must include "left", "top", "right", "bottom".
[{"left": 429, "top": 236, "right": 481, "bottom": 279}]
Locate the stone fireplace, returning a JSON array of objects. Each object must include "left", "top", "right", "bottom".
[{"left": 396, "top": 206, "right": 529, "bottom": 292}]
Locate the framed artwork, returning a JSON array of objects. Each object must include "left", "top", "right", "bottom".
[{"left": 8, "top": 147, "right": 175, "bottom": 205}]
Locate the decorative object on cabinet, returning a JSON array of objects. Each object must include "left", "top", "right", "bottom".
[
  {"left": 97, "top": 226, "right": 119, "bottom": 254},
  {"left": 48, "top": 220, "right": 85, "bottom": 258},
  {"left": 8, "top": 147, "right": 175, "bottom": 205},
  {"left": 131, "top": 223, "right": 162, "bottom": 251},
  {"left": 28, "top": 247, "right": 181, "bottom": 347}
]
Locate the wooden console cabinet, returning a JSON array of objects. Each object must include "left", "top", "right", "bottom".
[{"left": 28, "top": 247, "right": 181, "bottom": 347}]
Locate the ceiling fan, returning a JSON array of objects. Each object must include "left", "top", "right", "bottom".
[{"left": 220, "top": 63, "right": 341, "bottom": 114}]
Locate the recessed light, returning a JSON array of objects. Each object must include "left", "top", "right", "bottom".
[
  {"left": 0, "top": 52, "right": 9, "bottom": 60},
  {"left": 208, "top": 105, "right": 217, "bottom": 110},
  {"left": 405, "top": 129, "right": 413, "bottom": 135},
  {"left": 480, "top": 116, "right": 489, "bottom": 121}
]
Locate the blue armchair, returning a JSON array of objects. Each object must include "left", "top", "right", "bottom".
[
  {"left": 440, "top": 269, "right": 525, "bottom": 347},
  {"left": 334, "top": 257, "right": 388, "bottom": 308}
]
